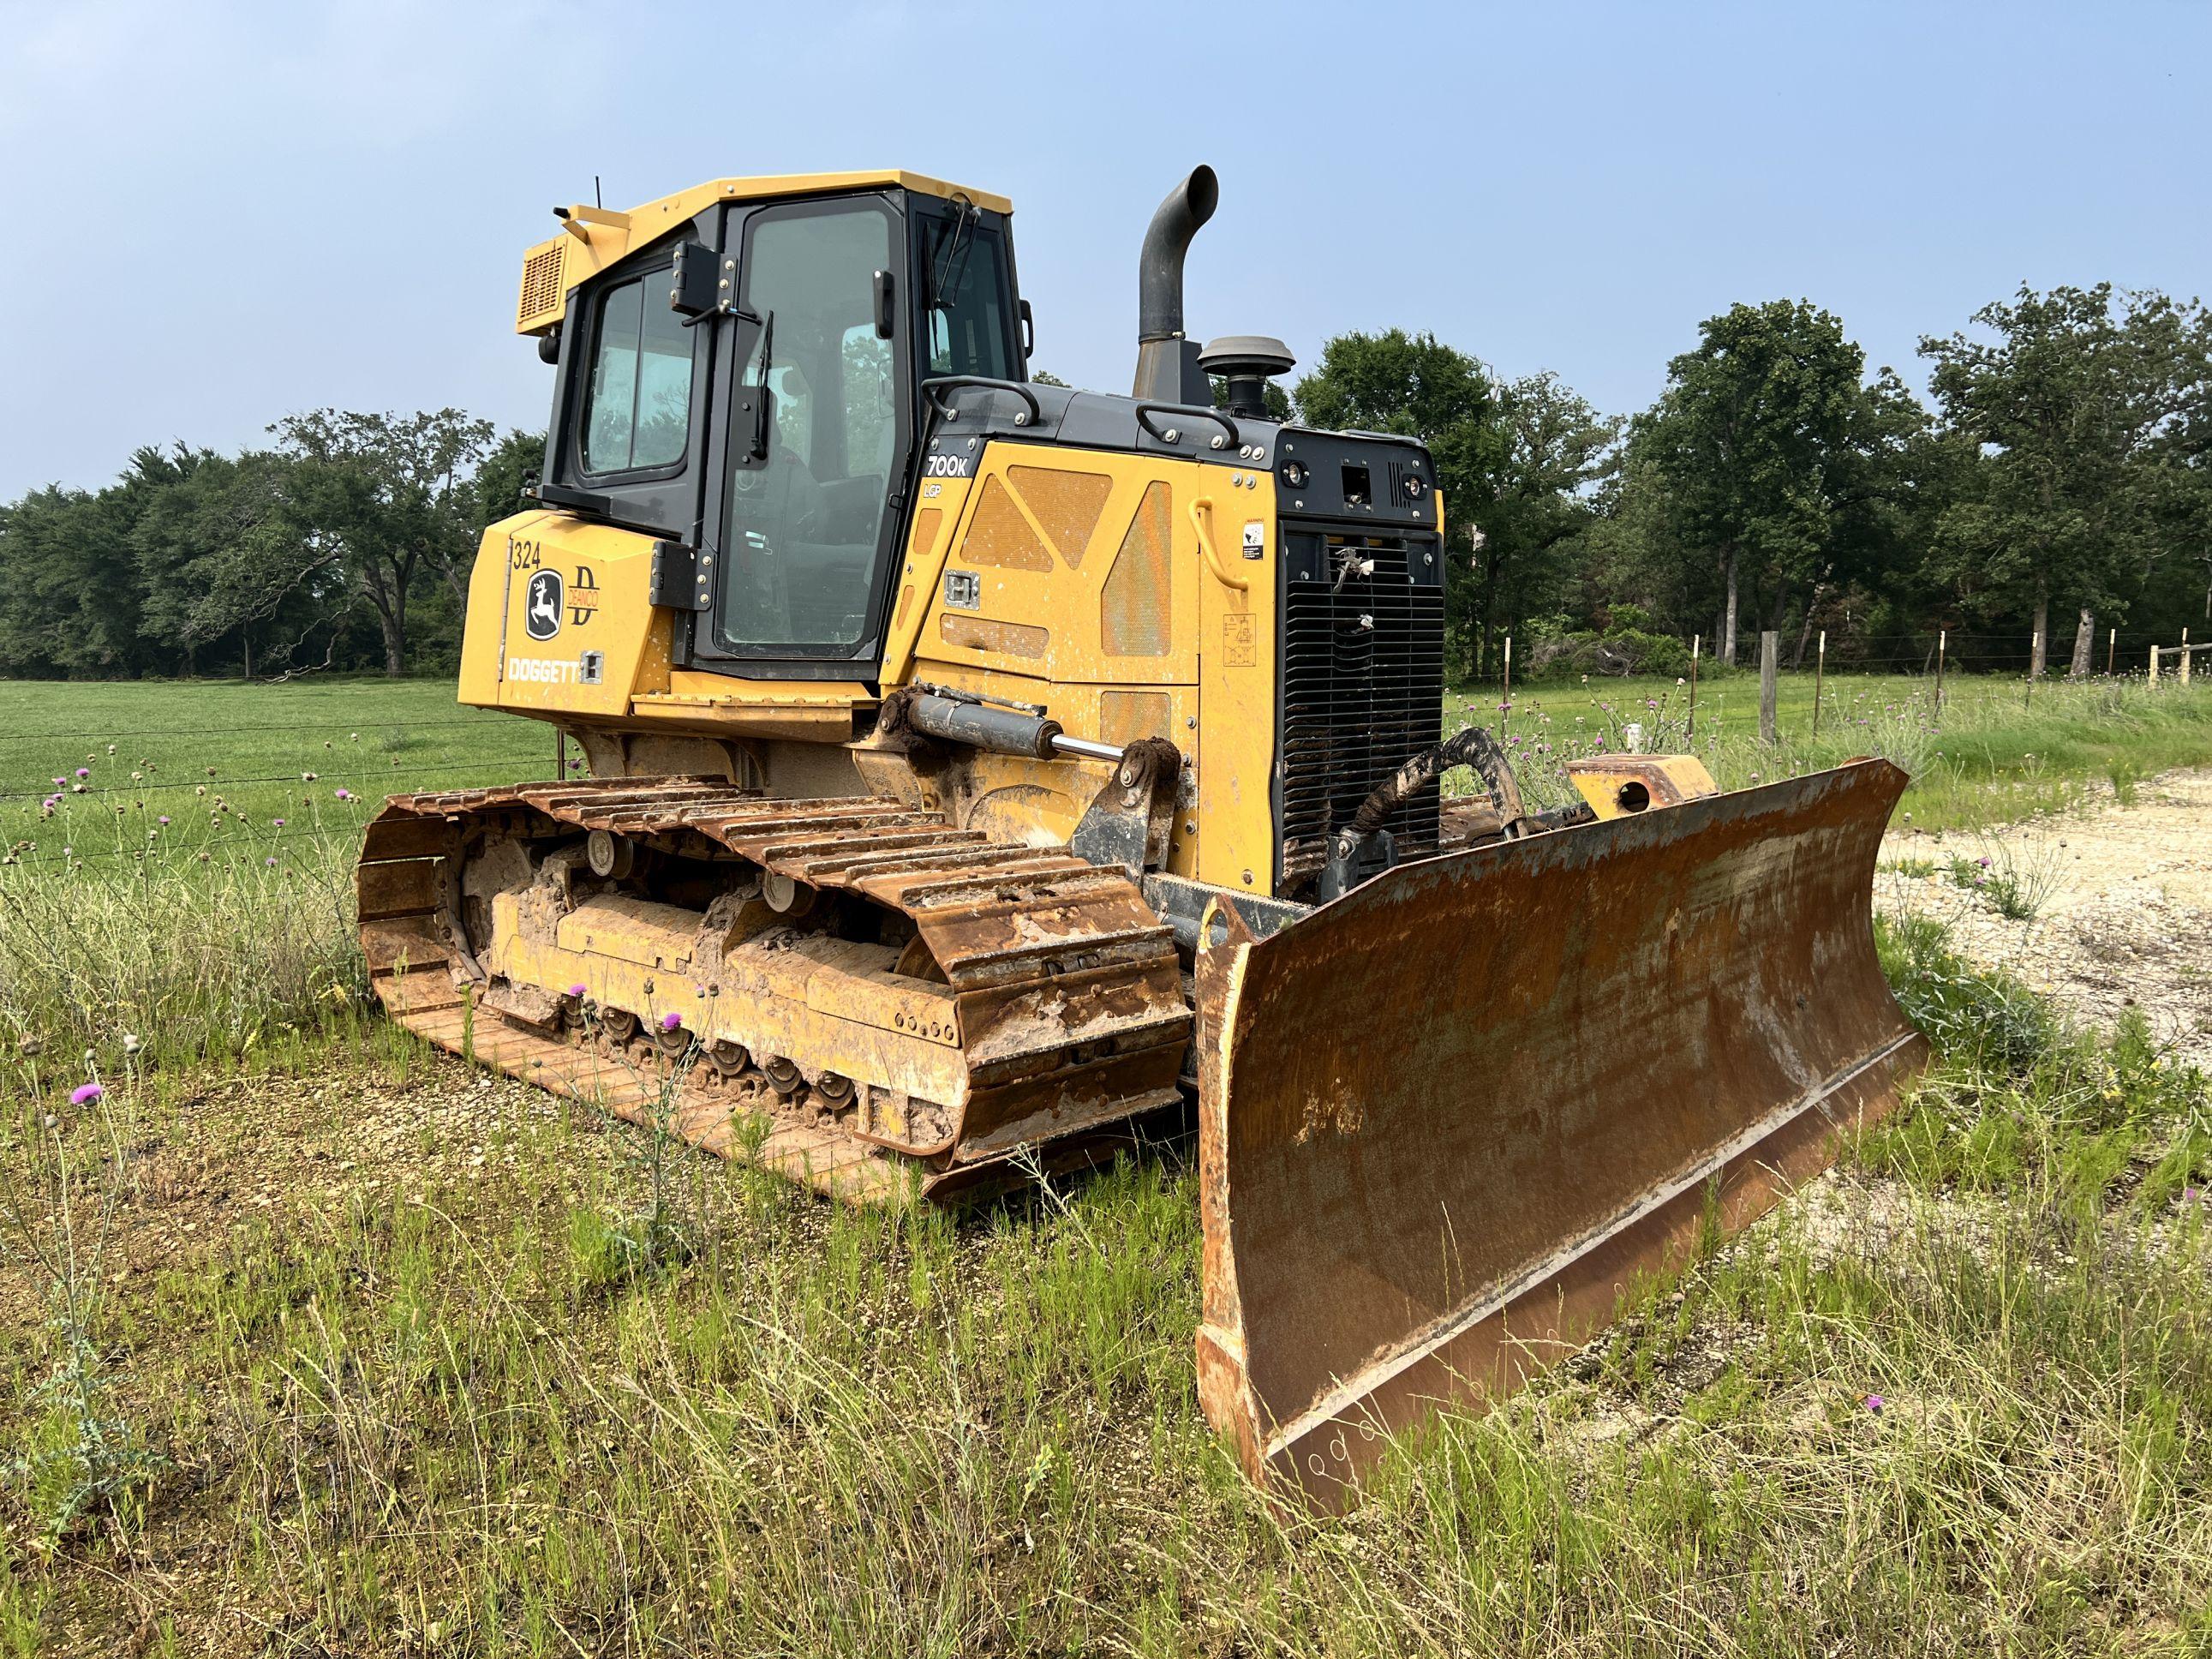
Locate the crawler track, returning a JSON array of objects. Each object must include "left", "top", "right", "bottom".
[{"left": 356, "top": 777, "right": 1193, "bottom": 1202}]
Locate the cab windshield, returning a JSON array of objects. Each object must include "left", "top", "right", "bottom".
[{"left": 719, "top": 201, "right": 899, "bottom": 650}]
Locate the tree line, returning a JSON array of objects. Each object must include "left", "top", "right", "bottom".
[
  {"left": 1286, "top": 282, "right": 2212, "bottom": 681},
  {"left": 3, "top": 281, "right": 2205, "bottom": 681},
  {"left": 0, "top": 413, "right": 542, "bottom": 680}
]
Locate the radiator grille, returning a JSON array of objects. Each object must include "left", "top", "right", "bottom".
[{"left": 1278, "top": 536, "right": 1444, "bottom": 890}]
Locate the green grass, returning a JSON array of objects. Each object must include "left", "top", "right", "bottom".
[
  {"left": 1449, "top": 669, "right": 2212, "bottom": 833},
  {"left": 0, "top": 675, "right": 551, "bottom": 867},
  {"left": 0, "top": 678, "right": 551, "bottom": 1074},
  {"left": 3, "top": 922, "right": 2209, "bottom": 1653},
  {"left": 3, "top": 672, "right": 2211, "bottom": 1650}
]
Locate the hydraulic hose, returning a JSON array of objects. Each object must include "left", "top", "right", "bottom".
[{"left": 1349, "top": 725, "right": 1528, "bottom": 841}]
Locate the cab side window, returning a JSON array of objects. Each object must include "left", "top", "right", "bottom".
[
  {"left": 918, "top": 219, "right": 1015, "bottom": 381},
  {"left": 581, "top": 273, "right": 693, "bottom": 474}
]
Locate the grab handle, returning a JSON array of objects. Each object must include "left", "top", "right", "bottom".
[{"left": 1190, "top": 497, "right": 1248, "bottom": 591}]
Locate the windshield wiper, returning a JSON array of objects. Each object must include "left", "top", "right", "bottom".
[
  {"left": 744, "top": 308, "right": 776, "bottom": 459},
  {"left": 926, "top": 196, "right": 979, "bottom": 315}
]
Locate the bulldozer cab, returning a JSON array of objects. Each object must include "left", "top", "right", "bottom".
[{"left": 537, "top": 179, "right": 1025, "bottom": 680}]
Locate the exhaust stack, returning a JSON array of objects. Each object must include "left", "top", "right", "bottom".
[{"left": 1133, "top": 165, "right": 1218, "bottom": 404}]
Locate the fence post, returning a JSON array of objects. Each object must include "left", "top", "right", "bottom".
[
  {"left": 1759, "top": 631, "right": 1779, "bottom": 745},
  {"left": 1688, "top": 633, "right": 1700, "bottom": 741},
  {"left": 2185, "top": 629, "right": 2193, "bottom": 687},
  {"left": 2150, "top": 643, "right": 2160, "bottom": 686},
  {"left": 2025, "top": 626, "right": 2042, "bottom": 708},
  {"left": 1502, "top": 634, "right": 1512, "bottom": 733},
  {"left": 1811, "top": 630, "right": 1826, "bottom": 737},
  {"left": 2107, "top": 626, "right": 2116, "bottom": 677},
  {"left": 555, "top": 728, "right": 565, "bottom": 782},
  {"left": 1935, "top": 628, "right": 1946, "bottom": 715}
]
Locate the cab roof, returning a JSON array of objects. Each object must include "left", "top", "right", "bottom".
[{"left": 516, "top": 171, "right": 1012, "bottom": 333}]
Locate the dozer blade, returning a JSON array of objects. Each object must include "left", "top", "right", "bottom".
[{"left": 1193, "top": 758, "right": 1927, "bottom": 1508}]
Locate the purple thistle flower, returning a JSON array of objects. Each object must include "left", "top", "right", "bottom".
[
  {"left": 272, "top": 818, "right": 285, "bottom": 828},
  {"left": 1976, "top": 856, "right": 1991, "bottom": 868},
  {"left": 265, "top": 856, "right": 278, "bottom": 866},
  {"left": 334, "top": 788, "right": 352, "bottom": 801},
  {"left": 660, "top": 1012, "right": 683, "bottom": 1032},
  {"left": 70, "top": 1082, "right": 103, "bottom": 1106},
  {"left": 1864, "top": 1393, "right": 1884, "bottom": 1415},
  {"left": 158, "top": 816, "right": 170, "bottom": 824},
  {"left": 566, "top": 984, "right": 589, "bottom": 998},
  {"left": 75, "top": 768, "right": 88, "bottom": 779}
]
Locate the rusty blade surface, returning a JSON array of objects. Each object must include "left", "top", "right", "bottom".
[{"left": 1194, "top": 759, "right": 1927, "bottom": 1508}]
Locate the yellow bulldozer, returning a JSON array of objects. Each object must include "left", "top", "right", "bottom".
[{"left": 356, "top": 165, "right": 1926, "bottom": 1506}]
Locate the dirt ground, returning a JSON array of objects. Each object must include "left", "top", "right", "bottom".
[{"left": 1879, "top": 765, "right": 2212, "bottom": 1069}]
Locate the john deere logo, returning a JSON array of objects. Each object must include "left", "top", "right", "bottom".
[{"left": 524, "top": 570, "right": 563, "bottom": 641}]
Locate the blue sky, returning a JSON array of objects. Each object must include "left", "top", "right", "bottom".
[{"left": 2, "top": 0, "right": 2206, "bottom": 498}]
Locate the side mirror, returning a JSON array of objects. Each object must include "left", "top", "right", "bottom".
[
  {"left": 668, "top": 240, "right": 720, "bottom": 316},
  {"left": 874, "top": 269, "right": 896, "bottom": 339},
  {"left": 1019, "top": 298, "right": 1035, "bottom": 359}
]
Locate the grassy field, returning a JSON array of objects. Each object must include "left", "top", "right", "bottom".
[
  {"left": 0, "top": 679, "right": 547, "bottom": 1075},
  {"left": 2, "top": 919, "right": 2209, "bottom": 1653},
  {"left": 0, "top": 676, "right": 549, "bottom": 869},
  {"left": 2, "top": 674, "right": 2210, "bottom": 1651}
]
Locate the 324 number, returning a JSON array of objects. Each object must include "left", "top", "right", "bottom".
[{"left": 507, "top": 536, "right": 541, "bottom": 570}]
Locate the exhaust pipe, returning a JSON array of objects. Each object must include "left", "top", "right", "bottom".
[{"left": 1133, "top": 165, "right": 1218, "bottom": 404}]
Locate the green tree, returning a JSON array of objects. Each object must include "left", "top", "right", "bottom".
[
  {"left": 1920, "top": 284, "right": 2206, "bottom": 674},
  {"left": 1471, "top": 373, "right": 1618, "bottom": 674},
  {"left": 133, "top": 447, "right": 345, "bottom": 677},
  {"left": 1629, "top": 301, "right": 1866, "bottom": 664},
  {"left": 271, "top": 409, "right": 496, "bottom": 676},
  {"left": 465, "top": 429, "right": 547, "bottom": 539}
]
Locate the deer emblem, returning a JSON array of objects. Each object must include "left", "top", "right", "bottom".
[{"left": 524, "top": 570, "right": 564, "bottom": 640}]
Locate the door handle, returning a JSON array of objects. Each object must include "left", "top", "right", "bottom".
[{"left": 1190, "top": 497, "right": 1248, "bottom": 591}]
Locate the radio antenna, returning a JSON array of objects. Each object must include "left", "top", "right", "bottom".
[{"left": 594, "top": 175, "right": 603, "bottom": 209}]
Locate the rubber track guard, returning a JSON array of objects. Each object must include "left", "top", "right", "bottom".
[{"left": 1194, "top": 758, "right": 1927, "bottom": 1507}]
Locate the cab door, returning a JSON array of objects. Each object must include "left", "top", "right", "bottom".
[{"left": 693, "top": 195, "right": 912, "bottom": 678}]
